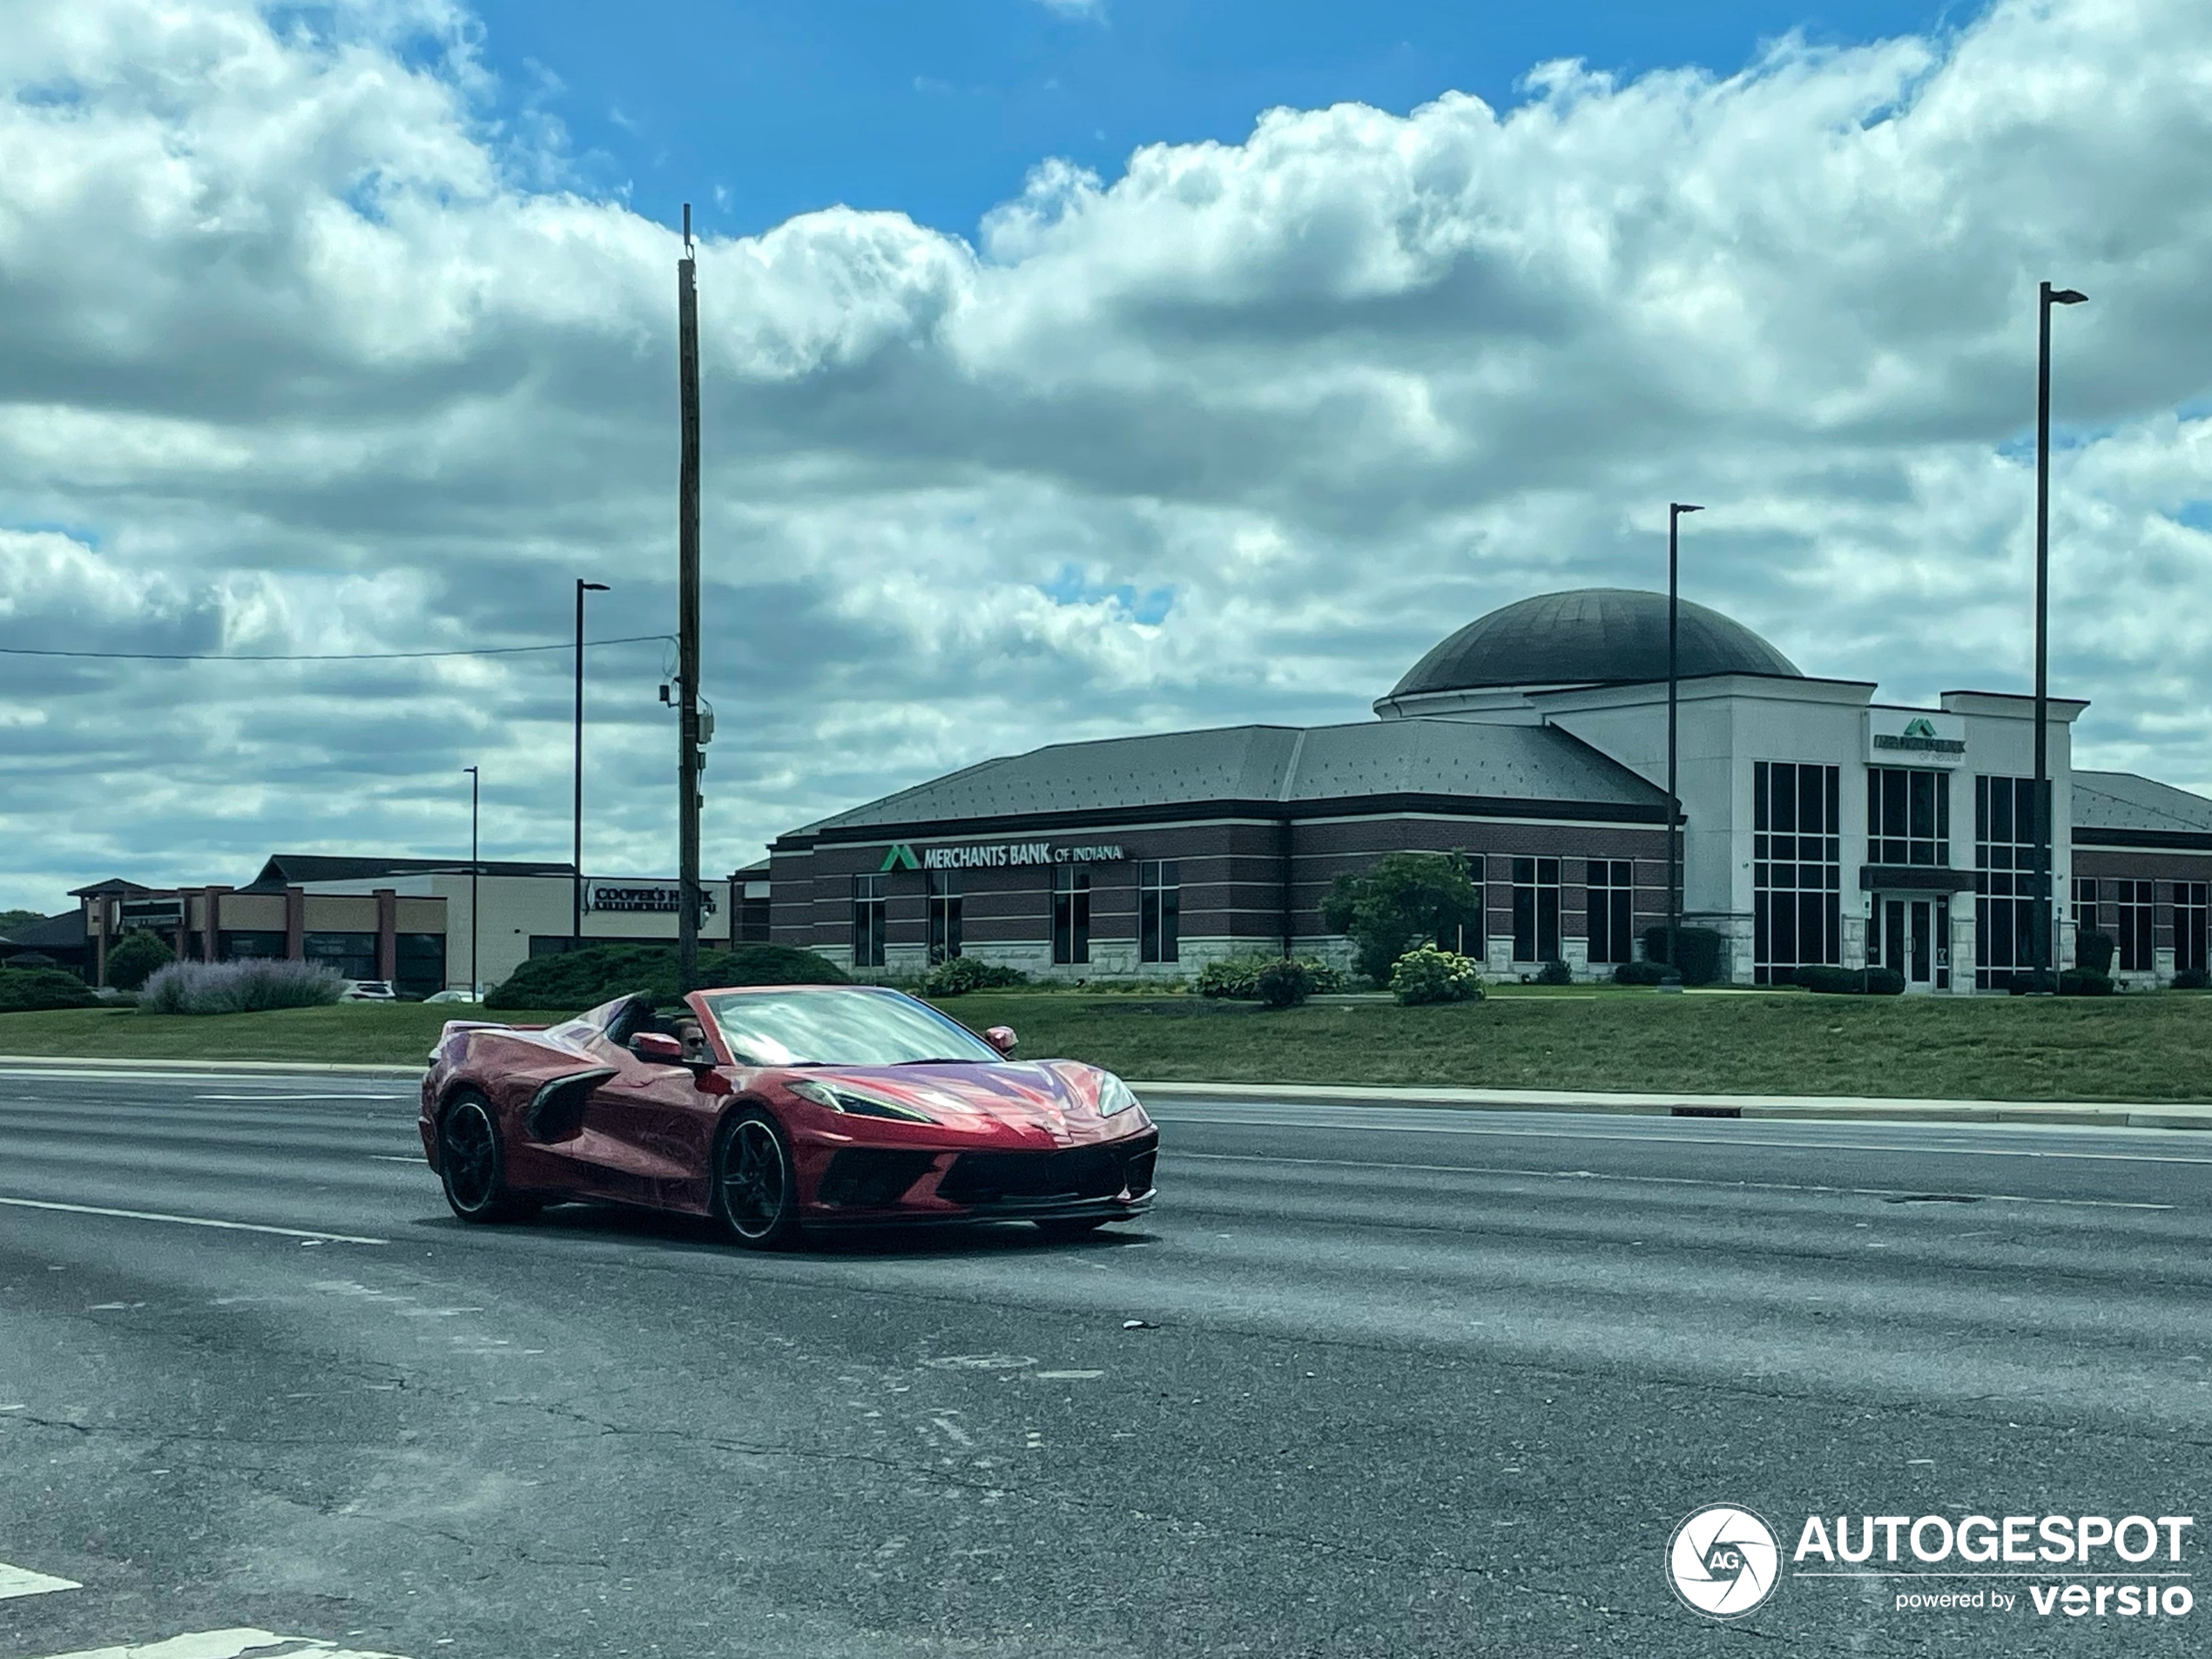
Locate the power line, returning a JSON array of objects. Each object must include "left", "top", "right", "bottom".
[{"left": 0, "top": 633, "right": 673, "bottom": 664}]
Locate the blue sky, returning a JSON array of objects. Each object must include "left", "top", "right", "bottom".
[{"left": 473, "top": 0, "right": 1962, "bottom": 239}]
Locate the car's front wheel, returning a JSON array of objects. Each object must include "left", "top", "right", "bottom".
[
  {"left": 437, "top": 1091, "right": 537, "bottom": 1224},
  {"left": 714, "top": 1106, "right": 800, "bottom": 1250}
]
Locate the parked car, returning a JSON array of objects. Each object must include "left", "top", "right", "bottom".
[
  {"left": 342, "top": 979, "right": 396, "bottom": 1001},
  {"left": 424, "top": 988, "right": 479, "bottom": 1004}
]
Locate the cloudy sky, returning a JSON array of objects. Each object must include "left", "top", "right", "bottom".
[{"left": 3, "top": 0, "right": 2209, "bottom": 916}]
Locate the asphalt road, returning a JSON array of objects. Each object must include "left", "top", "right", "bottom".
[{"left": 2, "top": 1066, "right": 2208, "bottom": 1658}]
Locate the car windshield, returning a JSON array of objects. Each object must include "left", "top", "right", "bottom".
[{"left": 701, "top": 988, "right": 1000, "bottom": 1068}]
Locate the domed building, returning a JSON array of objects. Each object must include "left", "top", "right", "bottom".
[{"left": 770, "top": 590, "right": 2212, "bottom": 993}]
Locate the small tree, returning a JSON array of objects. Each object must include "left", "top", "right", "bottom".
[
  {"left": 105, "top": 929, "right": 175, "bottom": 991},
  {"left": 1319, "top": 853, "right": 1485, "bottom": 985}
]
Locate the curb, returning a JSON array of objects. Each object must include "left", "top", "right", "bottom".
[
  {"left": 0, "top": 1055, "right": 425, "bottom": 1077},
  {"left": 1130, "top": 1080, "right": 2212, "bottom": 1133}
]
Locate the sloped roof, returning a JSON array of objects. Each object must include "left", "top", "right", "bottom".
[
  {"left": 792, "top": 719, "right": 1666, "bottom": 838},
  {"left": 1, "top": 909, "right": 88, "bottom": 950},
  {"left": 246, "top": 853, "right": 576, "bottom": 890},
  {"left": 2072, "top": 772, "right": 2212, "bottom": 837},
  {"left": 66, "top": 877, "right": 155, "bottom": 898}
]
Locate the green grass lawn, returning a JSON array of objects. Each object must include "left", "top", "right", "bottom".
[{"left": 3, "top": 989, "right": 2204, "bottom": 1101}]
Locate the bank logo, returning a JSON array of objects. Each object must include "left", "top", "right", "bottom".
[
  {"left": 1902, "top": 717, "right": 1939, "bottom": 739},
  {"left": 879, "top": 844, "right": 921, "bottom": 873},
  {"left": 1669, "top": 1505, "right": 1781, "bottom": 1618}
]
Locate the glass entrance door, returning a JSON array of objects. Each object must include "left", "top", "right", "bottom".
[{"left": 1874, "top": 897, "right": 1951, "bottom": 991}]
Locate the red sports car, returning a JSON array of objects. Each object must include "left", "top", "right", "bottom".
[{"left": 417, "top": 983, "right": 1158, "bottom": 1247}]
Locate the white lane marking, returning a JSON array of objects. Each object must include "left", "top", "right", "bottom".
[
  {"left": 1155, "top": 1112, "right": 2212, "bottom": 1167},
  {"left": 368, "top": 1155, "right": 422, "bottom": 1163},
  {"left": 0, "top": 1197, "right": 386, "bottom": 1245},
  {"left": 0, "top": 1561, "right": 81, "bottom": 1599},
  {"left": 192, "top": 1095, "right": 409, "bottom": 1103},
  {"left": 1170, "top": 1150, "right": 2180, "bottom": 1210},
  {"left": 23, "top": 1631, "right": 411, "bottom": 1658}
]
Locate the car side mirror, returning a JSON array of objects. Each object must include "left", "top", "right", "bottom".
[
  {"left": 984, "top": 1026, "right": 1017, "bottom": 1056},
  {"left": 629, "top": 1031, "right": 687, "bottom": 1065}
]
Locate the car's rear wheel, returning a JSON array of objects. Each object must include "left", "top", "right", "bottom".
[
  {"left": 438, "top": 1092, "right": 537, "bottom": 1224},
  {"left": 1035, "top": 1217, "right": 1112, "bottom": 1241},
  {"left": 714, "top": 1107, "right": 799, "bottom": 1250}
]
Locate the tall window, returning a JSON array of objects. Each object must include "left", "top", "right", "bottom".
[
  {"left": 1867, "top": 767, "right": 1950, "bottom": 866},
  {"left": 2114, "top": 879, "right": 2155, "bottom": 973},
  {"left": 1053, "top": 866, "right": 1090, "bottom": 965},
  {"left": 2072, "top": 876, "right": 2099, "bottom": 930},
  {"left": 1974, "top": 775, "right": 2043, "bottom": 990},
  {"left": 927, "top": 871, "right": 962, "bottom": 964},
  {"left": 304, "top": 931, "right": 376, "bottom": 981},
  {"left": 1139, "top": 860, "right": 1180, "bottom": 963},
  {"left": 1437, "top": 854, "right": 1485, "bottom": 956},
  {"left": 1512, "top": 857, "right": 1560, "bottom": 963},
  {"left": 1754, "top": 761, "right": 1843, "bottom": 985},
  {"left": 1586, "top": 860, "right": 1634, "bottom": 965},
  {"left": 851, "top": 874, "right": 887, "bottom": 968},
  {"left": 2176, "top": 882, "right": 2209, "bottom": 975}
]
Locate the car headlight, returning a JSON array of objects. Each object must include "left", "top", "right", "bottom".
[
  {"left": 1096, "top": 1072, "right": 1142, "bottom": 1116},
  {"left": 786, "top": 1077, "right": 938, "bottom": 1124}
]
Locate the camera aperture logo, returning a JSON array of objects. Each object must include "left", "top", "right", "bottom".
[{"left": 1669, "top": 1505, "right": 1781, "bottom": 1617}]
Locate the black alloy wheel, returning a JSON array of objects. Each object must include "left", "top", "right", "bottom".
[
  {"left": 437, "top": 1092, "right": 536, "bottom": 1224},
  {"left": 715, "top": 1106, "right": 799, "bottom": 1250},
  {"left": 1034, "top": 1217, "right": 1112, "bottom": 1242}
]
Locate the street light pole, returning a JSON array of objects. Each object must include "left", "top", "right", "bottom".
[
  {"left": 2031, "top": 280, "right": 2087, "bottom": 994},
  {"left": 573, "top": 579, "right": 610, "bottom": 955},
  {"left": 1665, "top": 502, "right": 1703, "bottom": 988},
  {"left": 463, "top": 765, "right": 480, "bottom": 997}
]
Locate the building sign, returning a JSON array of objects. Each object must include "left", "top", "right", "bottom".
[
  {"left": 118, "top": 899, "right": 184, "bottom": 929},
  {"left": 585, "top": 881, "right": 715, "bottom": 916},
  {"left": 882, "top": 840, "right": 1128, "bottom": 873},
  {"left": 1868, "top": 711, "right": 1966, "bottom": 766}
]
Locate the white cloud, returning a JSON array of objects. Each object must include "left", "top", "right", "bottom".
[{"left": 3, "top": 0, "right": 2212, "bottom": 914}]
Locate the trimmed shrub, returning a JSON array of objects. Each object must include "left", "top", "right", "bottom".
[
  {"left": 1534, "top": 959, "right": 1574, "bottom": 987},
  {"left": 104, "top": 929, "right": 175, "bottom": 992},
  {"left": 2173, "top": 968, "right": 2210, "bottom": 991},
  {"left": 1318, "top": 853, "right": 1486, "bottom": 985},
  {"left": 2058, "top": 968, "right": 2115, "bottom": 996},
  {"left": 921, "top": 956, "right": 1029, "bottom": 996},
  {"left": 0, "top": 966, "right": 100, "bottom": 1013},
  {"left": 1795, "top": 964, "right": 1906, "bottom": 995},
  {"left": 138, "top": 960, "right": 344, "bottom": 1015},
  {"left": 1197, "top": 954, "right": 1342, "bottom": 1000},
  {"left": 1390, "top": 944, "right": 1486, "bottom": 1006},
  {"left": 485, "top": 941, "right": 847, "bottom": 1011},
  {"left": 1642, "top": 925, "right": 1726, "bottom": 987},
  {"left": 1254, "top": 959, "right": 1317, "bottom": 1008},
  {"left": 1611, "top": 961, "right": 1669, "bottom": 987},
  {"left": 2074, "top": 929, "right": 2116, "bottom": 977}
]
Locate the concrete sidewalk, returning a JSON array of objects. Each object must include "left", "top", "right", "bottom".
[{"left": 5, "top": 1052, "right": 2209, "bottom": 1131}]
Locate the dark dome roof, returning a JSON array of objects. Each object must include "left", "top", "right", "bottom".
[{"left": 1390, "top": 588, "right": 1801, "bottom": 698}]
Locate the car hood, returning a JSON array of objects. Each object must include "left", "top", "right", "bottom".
[{"left": 769, "top": 1060, "right": 1142, "bottom": 1143}]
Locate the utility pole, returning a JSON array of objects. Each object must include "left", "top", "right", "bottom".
[
  {"left": 464, "top": 765, "right": 480, "bottom": 997},
  {"left": 572, "top": 578, "right": 609, "bottom": 954},
  {"left": 1664, "top": 502, "right": 1702, "bottom": 989},
  {"left": 676, "top": 204, "right": 704, "bottom": 992},
  {"left": 2030, "top": 280, "right": 2087, "bottom": 994}
]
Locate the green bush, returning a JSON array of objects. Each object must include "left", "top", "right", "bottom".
[
  {"left": 1612, "top": 961, "right": 1669, "bottom": 987},
  {"left": 2059, "top": 968, "right": 2115, "bottom": 996},
  {"left": 1642, "top": 925, "right": 1726, "bottom": 987},
  {"left": 0, "top": 966, "right": 99, "bottom": 1013},
  {"left": 2074, "top": 929, "right": 2116, "bottom": 977},
  {"left": 485, "top": 941, "right": 847, "bottom": 1011},
  {"left": 1534, "top": 959, "right": 1574, "bottom": 987},
  {"left": 1390, "top": 944, "right": 1486, "bottom": 1006},
  {"left": 1197, "top": 954, "right": 1339, "bottom": 1000},
  {"left": 2174, "top": 968, "right": 2210, "bottom": 991},
  {"left": 104, "top": 929, "right": 175, "bottom": 992},
  {"left": 1255, "top": 959, "right": 1317, "bottom": 1008},
  {"left": 921, "top": 956, "right": 1029, "bottom": 996},
  {"left": 1795, "top": 964, "right": 1906, "bottom": 995},
  {"left": 1319, "top": 853, "right": 1486, "bottom": 985}
]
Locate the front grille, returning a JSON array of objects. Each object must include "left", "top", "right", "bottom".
[
  {"left": 818, "top": 1149, "right": 938, "bottom": 1208},
  {"left": 938, "top": 1131, "right": 1158, "bottom": 1207}
]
